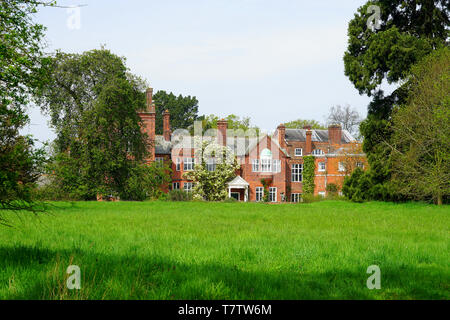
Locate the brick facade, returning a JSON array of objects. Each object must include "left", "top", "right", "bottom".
[{"left": 139, "top": 87, "right": 366, "bottom": 202}]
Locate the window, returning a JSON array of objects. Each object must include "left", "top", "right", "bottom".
[
  {"left": 155, "top": 157, "right": 164, "bottom": 167},
  {"left": 272, "top": 159, "right": 281, "bottom": 173},
  {"left": 176, "top": 158, "right": 181, "bottom": 171},
  {"left": 206, "top": 158, "right": 216, "bottom": 172},
  {"left": 269, "top": 187, "right": 277, "bottom": 202},
  {"left": 312, "top": 149, "right": 325, "bottom": 156},
  {"left": 338, "top": 162, "right": 346, "bottom": 172},
  {"left": 255, "top": 187, "right": 264, "bottom": 202},
  {"left": 291, "top": 164, "right": 303, "bottom": 182},
  {"left": 261, "top": 159, "right": 272, "bottom": 172},
  {"left": 291, "top": 193, "right": 301, "bottom": 203},
  {"left": 184, "top": 182, "right": 194, "bottom": 192},
  {"left": 357, "top": 162, "right": 364, "bottom": 169},
  {"left": 318, "top": 191, "right": 326, "bottom": 198},
  {"left": 183, "top": 158, "right": 194, "bottom": 171},
  {"left": 295, "top": 148, "right": 303, "bottom": 156},
  {"left": 172, "top": 182, "right": 180, "bottom": 190},
  {"left": 252, "top": 159, "right": 260, "bottom": 172},
  {"left": 318, "top": 162, "right": 326, "bottom": 172}
]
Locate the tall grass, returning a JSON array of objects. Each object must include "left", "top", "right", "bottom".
[{"left": 0, "top": 201, "right": 448, "bottom": 299}]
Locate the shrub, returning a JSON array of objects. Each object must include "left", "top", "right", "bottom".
[
  {"left": 326, "top": 183, "right": 338, "bottom": 194},
  {"left": 301, "top": 194, "right": 324, "bottom": 203},
  {"left": 167, "top": 190, "right": 193, "bottom": 202}
]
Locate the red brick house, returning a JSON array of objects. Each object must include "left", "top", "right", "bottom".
[{"left": 139, "top": 87, "right": 366, "bottom": 202}]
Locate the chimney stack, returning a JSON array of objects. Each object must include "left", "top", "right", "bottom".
[
  {"left": 277, "top": 124, "right": 286, "bottom": 149},
  {"left": 217, "top": 119, "right": 228, "bottom": 147},
  {"left": 328, "top": 124, "right": 342, "bottom": 145},
  {"left": 138, "top": 87, "right": 156, "bottom": 160},
  {"left": 306, "top": 130, "right": 312, "bottom": 155},
  {"left": 163, "top": 109, "right": 171, "bottom": 141}
]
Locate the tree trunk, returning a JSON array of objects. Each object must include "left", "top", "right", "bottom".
[{"left": 437, "top": 192, "right": 442, "bottom": 206}]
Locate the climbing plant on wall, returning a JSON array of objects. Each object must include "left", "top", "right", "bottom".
[{"left": 303, "top": 156, "right": 315, "bottom": 195}]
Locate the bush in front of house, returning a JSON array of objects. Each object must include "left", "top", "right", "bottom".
[{"left": 167, "top": 190, "right": 193, "bottom": 202}]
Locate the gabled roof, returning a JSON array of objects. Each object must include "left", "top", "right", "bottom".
[{"left": 227, "top": 175, "right": 249, "bottom": 187}]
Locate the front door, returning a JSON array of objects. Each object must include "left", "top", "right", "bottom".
[{"left": 230, "top": 192, "right": 240, "bottom": 201}]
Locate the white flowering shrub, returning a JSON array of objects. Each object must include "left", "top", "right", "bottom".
[{"left": 183, "top": 138, "right": 240, "bottom": 201}]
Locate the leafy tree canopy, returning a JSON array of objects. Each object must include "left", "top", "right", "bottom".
[{"left": 284, "top": 119, "right": 326, "bottom": 130}]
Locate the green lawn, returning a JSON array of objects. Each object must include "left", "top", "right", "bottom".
[{"left": 0, "top": 201, "right": 448, "bottom": 300}]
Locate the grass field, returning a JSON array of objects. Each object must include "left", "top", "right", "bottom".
[{"left": 0, "top": 201, "right": 448, "bottom": 300}]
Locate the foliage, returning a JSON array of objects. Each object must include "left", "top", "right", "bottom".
[
  {"left": 0, "top": 0, "right": 53, "bottom": 214},
  {"left": 34, "top": 49, "right": 151, "bottom": 200},
  {"left": 389, "top": 48, "right": 450, "bottom": 205},
  {"left": 260, "top": 178, "right": 271, "bottom": 202},
  {"left": 302, "top": 156, "right": 315, "bottom": 195},
  {"left": 284, "top": 119, "right": 326, "bottom": 130},
  {"left": 121, "top": 162, "right": 172, "bottom": 201},
  {"left": 326, "top": 183, "right": 338, "bottom": 194},
  {"left": 198, "top": 114, "right": 260, "bottom": 136},
  {"left": 183, "top": 139, "right": 240, "bottom": 201},
  {"left": 167, "top": 190, "right": 193, "bottom": 202},
  {"left": 343, "top": 1, "right": 449, "bottom": 201},
  {"left": 153, "top": 90, "right": 200, "bottom": 135}
]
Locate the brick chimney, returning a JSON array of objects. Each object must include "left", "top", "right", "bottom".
[
  {"left": 163, "top": 109, "right": 171, "bottom": 141},
  {"left": 305, "top": 130, "right": 312, "bottom": 155},
  {"left": 217, "top": 119, "right": 228, "bottom": 147},
  {"left": 277, "top": 124, "right": 286, "bottom": 149},
  {"left": 138, "top": 87, "right": 156, "bottom": 160},
  {"left": 328, "top": 124, "right": 342, "bottom": 145}
]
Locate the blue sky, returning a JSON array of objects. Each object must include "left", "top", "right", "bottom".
[{"left": 24, "top": 0, "right": 375, "bottom": 143}]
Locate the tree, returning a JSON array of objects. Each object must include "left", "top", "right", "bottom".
[
  {"left": 326, "top": 104, "right": 362, "bottom": 137},
  {"left": 0, "top": 0, "right": 53, "bottom": 215},
  {"left": 343, "top": 0, "right": 449, "bottom": 201},
  {"left": 34, "top": 49, "right": 151, "bottom": 200},
  {"left": 197, "top": 114, "right": 260, "bottom": 136},
  {"left": 152, "top": 90, "right": 200, "bottom": 135},
  {"left": 389, "top": 48, "right": 449, "bottom": 205},
  {"left": 183, "top": 138, "right": 240, "bottom": 201},
  {"left": 284, "top": 119, "right": 326, "bottom": 130}
]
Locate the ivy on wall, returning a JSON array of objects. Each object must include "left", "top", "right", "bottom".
[{"left": 303, "top": 156, "right": 315, "bottom": 195}]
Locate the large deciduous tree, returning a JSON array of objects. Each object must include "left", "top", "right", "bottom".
[
  {"left": 34, "top": 49, "right": 153, "bottom": 200},
  {"left": 343, "top": 0, "right": 449, "bottom": 201},
  {"left": 0, "top": 0, "right": 53, "bottom": 214},
  {"left": 326, "top": 104, "right": 362, "bottom": 137},
  {"left": 284, "top": 119, "right": 326, "bottom": 130},
  {"left": 389, "top": 48, "right": 449, "bottom": 205}
]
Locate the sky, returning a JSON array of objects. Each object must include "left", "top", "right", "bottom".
[{"left": 23, "top": 0, "right": 376, "bottom": 144}]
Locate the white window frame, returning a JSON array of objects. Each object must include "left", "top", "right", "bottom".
[
  {"left": 312, "top": 149, "right": 325, "bottom": 156},
  {"left": 272, "top": 159, "right": 281, "bottom": 173},
  {"left": 338, "top": 162, "right": 346, "bottom": 172},
  {"left": 291, "top": 193, "right": 301, "bottom": 203},
  {"left": 184, "top": 182, "right": 194, "bottom": 192},
  {"left": 172, "top": 182, "right": 180, "bottom": 190},
  {"left": 291, "top": 163, "right": 303, "bottom": 182},
  {"left": 183, "top": 158, "right": 194, "bottom": 171},
  {"left": 255, "top": 187, "right": 264, "bottom": 202},
  {"left": 252, "top": 159, "right": 260, "bottom": 172},
  {"left": 269, "top": 187, "right": 277, "bottom": 202},
  {"left": 318, "top": 191, "right": 326, "bottom": 198},
  {"left": 295, "top": 148, "right": 303, "bottom": 156},
  {"left": 318, "top": 162, "right": 326, "bottom": 172},
  {"left": 176, "top": 158, "right": 181, "bottom": 171},
  {"left": 261, "top": 158, "right": 272, "bottom": 172}
]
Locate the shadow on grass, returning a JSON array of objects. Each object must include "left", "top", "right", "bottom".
[{"left": 0, "top": 245, "right": 447, "bottom": 300}]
